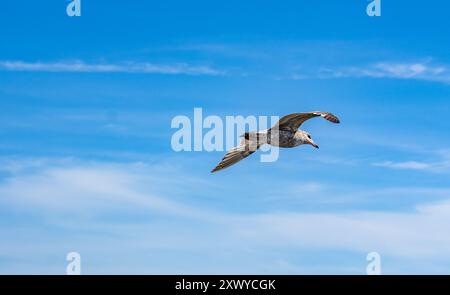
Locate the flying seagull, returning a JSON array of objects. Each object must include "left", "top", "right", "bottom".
[{"left": 211, "top": 111, "right": 340, "bottom": 173}]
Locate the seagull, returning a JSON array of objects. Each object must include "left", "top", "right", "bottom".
[{"left": 211, "top": 111, "right": 340, "bottom": 173}]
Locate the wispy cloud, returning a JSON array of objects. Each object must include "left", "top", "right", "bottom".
[
  {"left": 2, "top": 158, "right": 450, "bottom": 274},
  {"left": 373, "top": 150, "right": 450, "bottom": 172},
  {"left": 0, "top": 161, "right": 215, "bottom": 220},
  {"left": 0, "top": 60, "right": 224, "bottom": 76},
  {"left": 316, "top": 61, "right": 450, "bottom": 83},
  {"left": 373, "top": 161, "right": 433, "bottom": 170}
]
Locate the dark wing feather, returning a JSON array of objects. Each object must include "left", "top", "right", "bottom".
[{"left": 273, "top": 111, "right": 340, "bottom": 132}]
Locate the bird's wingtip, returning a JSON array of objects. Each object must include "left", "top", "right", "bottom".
[{"left": 324, "top": 113, "right": 340, "bottom": 124}]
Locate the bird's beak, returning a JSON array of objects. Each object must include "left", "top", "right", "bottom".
[{"left": 310, "top": 142, "right": 319, "bottom": 149}]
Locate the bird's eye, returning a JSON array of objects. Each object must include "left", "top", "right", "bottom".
[{"left": 307, "top": 135, "right": 311, "bottom": 139}]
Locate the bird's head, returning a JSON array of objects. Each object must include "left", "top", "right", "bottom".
[{"left": 303, "top": 132, "right": 319, "bottom": 149}]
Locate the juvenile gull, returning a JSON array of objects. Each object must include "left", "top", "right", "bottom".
[{"left": 211, "top": 111, "right": 340, "bottom": 173}]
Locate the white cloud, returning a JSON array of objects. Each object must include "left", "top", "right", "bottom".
[
  {"left": 290, "top": 181, "right": 326, "bottom": 193},
  {"left": 0, "top": 60, "right": 224, "bottom": 76},
  {"left": 1, "top": 158, "right": 450, "bottom": 267},
  {"left": 314, "top": 61, "right": 450, "bottom": 84},
  {"left": 0, "top": 162, "right": 213, "bottom": 220},
  {"left": 373, "top": 150, "right": 450, "bottom": 172},
  {"left": 373, "top": 161, "right": 432, "bottom": 170},
  {"left": 235, "top": 206, "right": 450, "bottom": 258}
]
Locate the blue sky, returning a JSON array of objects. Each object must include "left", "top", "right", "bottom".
[{"left": 1, "top": 0, "right": 450, "bottom": 274}]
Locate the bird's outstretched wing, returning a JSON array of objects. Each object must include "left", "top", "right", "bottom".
[
  {"left": 211, "top": 138, "right": 260, "bottom": 173},
  {"left": 272, "top": 111, "right": 340, "bottom": 132}
]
